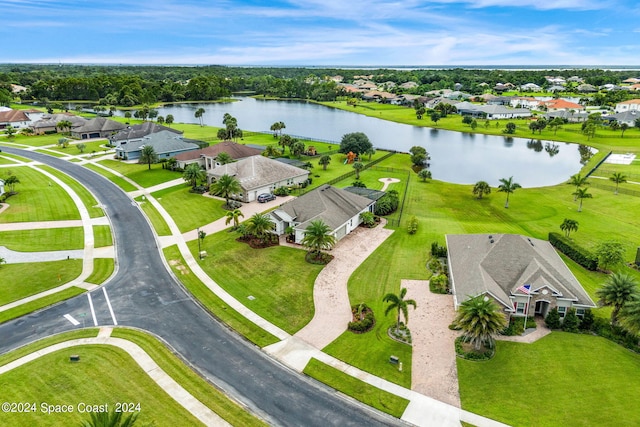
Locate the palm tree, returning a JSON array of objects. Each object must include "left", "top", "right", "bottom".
[
  {"left": 290, "top": 140, "right": 305, "bottom": 158},
  {"left": 81, "top": 409, "right": 139, "bottom": 427},
  {"left": 216, "top": 152, "right": 233, "bottom": 165},
  {"left": 262, "top": 145, "right": 281, "bottom": 157},
  {"left": 567, "top": 173, "right": 589, "bottom": 200},
  {"left": 609, "top": 172, "right": 627, "bottom": 195},
  {"left": 182, "top": 163, "right": 206, "bottom": 189},
  {"left": 383, "top": 287, "right": 417, "bottom": 334},
  {"left": 225, "top": 208, "right": 244, "bottom": 229},
  {"left": 596, "top": 272, "right": 639, "bottom": 326},
  {"left": 301, "top": 220, "right": 336, "bottom": 259},
  {"left": 620, "top": 295, "right": 640, "bottom": 335},
  {"left": 4, "top": 175, "right": 20, "bottom": 193},
  {"left": 364, "top": 147, "right": 376, "bottom": 160},
  {"left": 572, "top": 187, "right": 592, "bottom": 212},
  {"left": 418, "top": 169, "right": 432, "bottom": 182},
  {"left": 210, "top": 174, "right": 242, "bottom": 208},
  {"left": 139, "top": 145, "right": 158, "bottom": 170},
  {"left": 472, "top": 181, "right": 491, "bottom": 199},
  {"left": 246, "top": 212, "right": 275, "bottom": 244},
  {"left": 194, "top": 107, "right": 205, "bottom": 126},
  {"left": 353, "top": 162, "right": 364, "bottom": 180},
  {"left": 497, "top": 176, "right": 521, "bottom": 208},
  {"left": 560, "top": 218, "right": 579, "bottom": 238},
  {"left": 165, "top": 114, "right": 174, "bottom": 127},
  {"left": 318, "top": 155, "right": 331, "bottom": 170},
  {"left": 56, "top": 120, "right": 73, "bottom": 134},
  {"left": 454, "top": 295, "right": 507, "bottom": 351}
]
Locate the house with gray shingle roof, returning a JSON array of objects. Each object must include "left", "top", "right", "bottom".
[
  {"left": 207, "top": 155, "right": 309, "bottom": 203},
  {"left": 71, "top": 116, "right": 126, "bottom": 139},
  {"left": 110, "top": 122, "right": 182, "bottom": 146},
  {"left": 446, "top": 234, "right": 595, "bottom": 321},
  {"left": 114, "top": 130, "right": 200, "bottom": 161},
  {"left": 31, "top": 113, "right": 87, "bottom": 135},
  {"left": 269, "top": 184, "right": 375, "bottom": 243}
]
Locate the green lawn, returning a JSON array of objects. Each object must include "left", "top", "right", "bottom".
[
  {"left": 135, "top": 196, "right": 172, "bottom": 236},
  {"left": 190, "top": 229, "right": 322, "bottom": 334},
  {"left": 0, "top": 329, "right": 99, "bottom": 366},
  {"left": 82, "top": 163, "right": 138, "bottom": 192},
  {"left": 303, "top": 358, "right": 410, "bottom": 418},
  {"left": 93, "top": 225, "right": 113, "bottom": 248},
  {"left": 0, "top": 287, "right": 85, "bottom": 324},
  {"left": 0, "top": 134, "right": 62, "bottom": 147},
  {"left": 98, "top": 159, "right": 182, "bottom": 188},
  {"left": 0, "top": 156, "right": 19, "bottom": 165},
  {"left": 0, "top": 228, "right": 84, "bottom": 252},
  {"left": 85, "top": 258, "right": 115, "bottom": 285},
  {"left": 458, "top": 332, "right": 640, "bottom": 427},
  {"left": 111, "top": 328, "right": 268, "bottom": 427},
  {"left": 47, "top": 139, "right": 110, "bottom": 156},
  {"left": 162, "top": 245, "right": 279, "bottom": 347},
  {"left": 152, "top": 185, "right": 227, "bottom": 233},
  {"left": 0, "top": 260, "right": 83, "bottom": 306},
  {"left": 0, "top": 346, "right": 203, "bottom": 426},
  {"left": 37, "top": 165, "right": 105, "bottom": 218},
  {"left": 0, "top": 167, "right": 80, "bottom": 223}
]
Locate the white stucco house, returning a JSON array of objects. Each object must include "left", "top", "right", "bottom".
[
  {"left": 615, "top": 99, "right": 640, "bottom": 113},
  {"left": 269, "top": 184, "right": 375, "bottom": 244}
]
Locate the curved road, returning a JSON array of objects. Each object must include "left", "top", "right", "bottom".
[{"left": 0, "top": 147, "right": 400, "bottom": 427}]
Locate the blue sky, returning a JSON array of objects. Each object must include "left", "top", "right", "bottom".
[{"left": 2, "top": 0, "right": 640, "bottom": 65}]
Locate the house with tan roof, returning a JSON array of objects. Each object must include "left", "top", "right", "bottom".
[
  {"left": 269, "top": 184, "right": 375, "bottom": 243},
  {"left": 446, "top": 234, "right": 596, "bottom": 321},
  {"left": 614, "top": 98, "right": 640, "bottom": 113},
  {"left": 0, "top": 109, "right": 31, "bottom": 130},
  {"left": 71, "top": 117, "right": 126, "bottom": 139},
  {"left": 207, "top": 155, "right": 309, "bottom": 203},
  {"left": 542, "top": 99, "right": 585, "bottom": 112},
  {"left": 174, "top": 141, "right": 263, "bottom": 169}
]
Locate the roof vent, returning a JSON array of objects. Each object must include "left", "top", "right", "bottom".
[
  {"left": 490, "top": 239, "right": 494, "bottom": 244},
  {"left": 488, "top": 235, "right": 493, "bottom": 239}
]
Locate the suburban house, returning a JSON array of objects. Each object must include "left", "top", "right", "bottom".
[
  {"left": 269, "top": 184, "right": 375, "bottom": 244},
  {"left": 510, "top": 97, "right": 542, "bottom": 109},
  {"left": 607, "top": 110, "right": 640, "bottom": 126},
  {"left": 71, "top": 117, "right": 126, "bottom": 139},
  {"left": 0, "top": 109, "right": 31, "bottom": 130},
  {"left": 542, "top": 99, "right": 585, "bottom": 112},
  {"left": 31, "top": 113, "right": 87, "bottom": 135},
  {"left": 173, "top": 140, "right": 263, "bottom": 170},
  {"left": 455, "top": 102, "right": 532, "bottom": 120},
  {"left": 110, "top": 122, "right": 182, "bottom": 147},
  {"left": 545, "top": 110, "right": 589, "bottom": 123},
  {"left": 445, "top": 234, "right": 596, "bottom": 320},
  {"left": 615, "top": 99, "right": 640, "bottom": 113},
  {"left": 114, "top": 130, "right": 200, "bottom": 161},
  {"left": 207, "top": 155, "right": 309, "bottom": 203},
  {"left": 519, "top": 83, "right": 542, "bottom": 92}
]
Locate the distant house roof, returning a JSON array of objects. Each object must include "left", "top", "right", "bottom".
[
  {"left": 110, "top": 122, "right": 181, "bottom": 143},
  {"left": 72, "top": 117, "right": 126, "bottom": 134},
  {"left": 609, "top": 110, "right": 640, "bottom": 124},
  {"left": 173, "top": 141, "right": 262, "bottom": 162},
  {"left": 446, "top": 234, "right": 596, "bottom": 310},
  {"left": 543, "top": 99, "right": 585, "bottom": 111},
  {"left": 32, "top": 113, "right": 86, "bottom": 129},
  {"left": 274, "top": 184, "right": 374, "bottom": 232},
  {"left": 207, "top": 155, "right": 309, "bottom": 193},
  {"left": 0, "top": 109, "right": 30, "bottom": 124},
  {"left": 115, "top": 130, "right": 199, "bottom": 155},
  {"left": 577, "top": 84, "right": 597, "bottom": 93}
]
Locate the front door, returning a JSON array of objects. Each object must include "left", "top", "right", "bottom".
[{"left": 535, "top": 300, "right": 550, "bottom": 317}]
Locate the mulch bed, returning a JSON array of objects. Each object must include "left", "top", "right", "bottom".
[{"left": 236, "top": 235, "right": 279, "bottom": 249}]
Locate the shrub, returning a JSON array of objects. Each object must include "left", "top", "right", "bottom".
[
  {"left": 431, "top": 242, "right": 447, "bottom": 258},
  {"left": 562, "top": 308, "right": 580, "bottom": 332},
  {"left": 579, "top": 309, "right": 595, "bottom": 331},
  {"left": 427, "top": 257, "right": 443, "bottom": 274},
  {"left": 360, "top": 211, "right": 376, "bottom": 227},
  {"left": 430, "top": 274, "right": 448, "bottom": 294},
  {"left": 348, "top": 304, "right": 375, "bottom": 333},
  {"left": 189, "top": 185, "right": 208, "bottom": 194},
  {"left": 274, "top": 186, "right": 290, "bottom": 196},
  {"left": 351, "top": 180, "right": 367, "bottom": 188},
  {"left": 407, "top": 216, "right": 418, "bottom": 234},
  {"left": 374, "top": 190, "right": 399, "bottom": 216},
  {"left": 455, "top": 336, "right": 495, "bottom": 361},
  {"left": 549, "top": 232, "right": 598, "bottom": 271},
  {"left": 545, "top": 307, "right": 561, "bottom": 329}
]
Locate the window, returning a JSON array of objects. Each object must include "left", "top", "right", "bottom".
[
  {"left": 576, "top": 308, "right": 585, "bottom": 318},
  {"left": 516, "top": 302, "right": 526, "bottom": 315},
  {"left": 558, "top": 306, "right": 567, "bottom": 318}
]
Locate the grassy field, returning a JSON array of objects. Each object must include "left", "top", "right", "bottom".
[
  {"left": 0, "top": 346, "right": 203, "bottom": 426},
  {"left": 0, "top": 228, "right": 84, "bottom": 252},
  {"left": 152, "top": 185, "right": 228, "bottom": 233},
  {"left": 98, "top": 159, "right": 182, "bottom": 188},
  {"left": 36, "top": 165, "right": 104, "bottom": 218},
  {"left": 82, "top": 163, "right": 138, "bottom": 192},
  {"left": 457, "top": 332, "right": 640, "bottom": 427},
  {"left": 85, "top": 258, "right": 115, "bottom": 285},
  {"left": 93, "top": 225, "right": 113, "bottom": 248},
  {"left": 47, "top": 139, "right": 110, "bottom": 156},
  {"left": 189, "top": 229, "right": 322, "bottom": 334},
  {"left": 303, "top": 358, "right": 410, "bottom": 418},
  {"left": 0, "top": 260, "right": 83, "bottom": 306},
  {"left": 0, "top": 167, "right": 80, "bottom": 223},
  {"left": 135, "top": 196, "right": 172, "bottom": 236},
  {"left": 163, "top": 245, "right": 279, "bottom": 347}
]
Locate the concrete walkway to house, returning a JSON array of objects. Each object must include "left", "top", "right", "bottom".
[
  {"left": 496, "top": 317, "right": 551, "bottom": 344},
  {"left": 0, "top": 327, "right": 230, "bottom": 427},
  {"left": 404, "top": 280, "right": 461, "bottom": 408}
]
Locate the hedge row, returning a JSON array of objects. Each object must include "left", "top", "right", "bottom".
[{"left": 548, "top": 232, "right": 598, "bottom": 271}]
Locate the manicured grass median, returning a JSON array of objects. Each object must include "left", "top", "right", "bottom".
[
  {"left": 152, "top": 185, "right": 227, "bottom": 233},
  {"left": 135, "top": 197, "right": 172, "bottom": 236},
  {"left": 0, "top": 287, "right": 85, "bottom": 324},
  {"left": 82, "top": 163, "right": 138, "bottom": 192},
  {"left": 0, "top": 228, "right": 83, "bottom": 252},
  {"left": 85, "top": 258, "right": 115, "bottom": 285},
  {"left": 93, "top": 225, "right": 113, "bottom": 248},
  {"left": 303, "top": 358, "right": 410, "bottom": 418},
  {"left": 0, "top": 346, "right": 202, "bottom": 426},
  {"left": 37, "top": 165, "right": 104, "bottom": 218},
  {"left": 98, "top": 159, "right": 182, "bottom": 188},
  {"left": 457, "top": 332, "right": 640, "bottom": 427}
]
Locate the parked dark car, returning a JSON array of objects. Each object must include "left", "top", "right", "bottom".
[{"left": 257, "top": 193, "right": 276, "bottom": 203}]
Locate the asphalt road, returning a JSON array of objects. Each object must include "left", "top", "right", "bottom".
[{"left": 0, "top": 147, "right": 401, "bottom": 427}]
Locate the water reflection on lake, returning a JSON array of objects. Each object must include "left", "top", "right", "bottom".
[{"left": 119, "top": 97, "right": 592, "bottom": 187}]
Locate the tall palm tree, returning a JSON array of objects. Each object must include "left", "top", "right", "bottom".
[
  {"left": 216, "top": 152, "right": 233, "bottom": 165},
  {"left": 609, "top": 172, "right": 627, "bottom": 195},
  {"left": 301, "top": 220, "right": 336, "bottom": 259},
  {"left": 596, "top": 272, "right": 639, "bottom": 326},
  {"left": 364, "top": 147, "right": 376, "bottom": 160},
  {"left": 572, "top": 187, "right": 592, "bottom": 212},
  {"left": 4, "top": 175, "right": 20, "bottom": 193},
  {"left": 454, "top": 295, "right": 507, "bottom": 351},
  {"left": 195, "top": 107, "right": 205, "bottom": 126},
  {"left": 353, "top": 162, "right": 364, "bottom": 179},
  {"left": 210, "top": 174, "right": 242, "bottom": 208},
  {"left": 182, "top": 163, "right": 206, "bottom": 189},
  {"left": 620, "top": 295, "right": 640, "bottom": 335},
  {"left": 497, "top": 176, "right": 521, "bottom": 208},
  {"left": 139, "top": 145, "right": 158, "bottom": 170},
  {"left": 567, "top": 173, "right": 588, "bottom": 200},
  {"left": 318, "top": 155, "right": 331, "bottom": 170},
  {"left": 56, "top": 119, "right": 73, "bottom": 134},
  {"left": 472, "top": 181, "right": 491, "bottom": 199},
  {"left": 262, "top": 145, "right": 281, "bottom": 157},
  {"left": 225, "top": 208, "right": 244, "bottom": 229},
  {"left": 559, "top": 218, "right": 579, "bottom": 237},
  {"left": 246, "top": 212, "right": 275, "bottom": 244},
  {"left": 383, "top": 287, "right": 417, "bottom": 334}
]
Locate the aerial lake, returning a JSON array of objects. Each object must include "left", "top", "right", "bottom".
[{"left": 125, "top": 97, "right": 592, "bottom": 188}]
